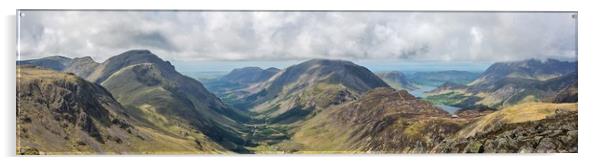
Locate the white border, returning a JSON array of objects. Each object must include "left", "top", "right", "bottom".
[{"left": 2, "top": 0, "right": 601, "bottom": 165}]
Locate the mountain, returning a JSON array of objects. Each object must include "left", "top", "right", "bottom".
[
  {"left": 90, "top": 50, "right": 250, "bottom": 152},
  {"left": 288, "top": 88, "right": 462, "bottom": 153},
  {"left": 426, "top": 59, "right": 577, "bottom": 108},
  {"left": 19, "top": 50, "right": 251, "bottom": 152},
  {"left": 469, "top": 59, "right": 576, "bottom": 86},
  {"left": 220, "top": 67, "right": 280, "bottom": 85},
  {"left": 376, "top": 71, "right": 417, "bottom": 91},
  {"left": 17, "top": 66, "right": 227, "bottom": 154},
  {"left": 17, "top": 54, "right": 578, "bottom": 154},
  {"left": 62, "top": 56, "right": 100, "bottom": 78},
  {"left": 204, "top": 67, "right": 281, "bottom": 109},
  {"left": 408, "top": 70, "right": 480, "bottom": 86},
  {"left": 242, "top": 59, "right": 390, "bottom": 124},
  {"left": 18, "top": 56, "right": 73, "bottom": 71}
]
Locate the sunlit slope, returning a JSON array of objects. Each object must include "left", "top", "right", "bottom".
[{"left": 290, "top": 88, "right": 465, "bottom": 153}]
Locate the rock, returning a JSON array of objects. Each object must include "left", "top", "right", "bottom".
[
  {"left": 567, "top": 130, "right": 578, "bottom": 137},
  {"left": 518, "top": 145, "right": 534, "bottom": 153},
  {"left": 464, "top": 141, "right": 484, "bottom": 153},
  {"left": 536, "top": 138, "right": 557, "bottom": 153},
  {"left": 549, "top": 130, "right": 563, "bottom": 137}
]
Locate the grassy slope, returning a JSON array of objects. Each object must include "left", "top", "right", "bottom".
[{"left": 453, "top": 102, "right": 578, "bottom": 139}]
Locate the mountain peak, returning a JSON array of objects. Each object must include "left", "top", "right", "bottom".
[
  {"left": 273, "top": 58, "right": 389, "bottom": 92},
  {"left": 87, "top": 50, "right": 174, "bottom": 83},
  {"left": 122, "top": 49, "right": 153, "bottom": 55},
  {"left": 112, "top": 49, "right": 160, "bottom": 61},
  {"left": 303, "top": 58, "right": 355, "bottom": 66},
  {"left": 265, "top": 67, "right": 280, "bottom": 72},
  {"left": 71, "top": 56, "right": 96, "bottom": 63}
]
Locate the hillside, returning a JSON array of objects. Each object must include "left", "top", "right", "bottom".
[
  {"left": 376, "top": 71, "right": 417, "bottom": 91},
  {"left": 17, "top": 66, "right": 228, "bottom": 154},
  {"left": 288, "top": 88, "right": 463, "bottom": 153}
]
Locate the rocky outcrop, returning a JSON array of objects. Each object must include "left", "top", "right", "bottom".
[{"left": 434, "top": 110, "right": 577, "bottom": 153}]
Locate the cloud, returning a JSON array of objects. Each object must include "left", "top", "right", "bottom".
[{"left": 18, "top": 11, "right": 577, "bottom": 62}]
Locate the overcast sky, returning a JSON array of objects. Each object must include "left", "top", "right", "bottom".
[{"left": 18, "top": 11, "right": 577, "bottom": 64}]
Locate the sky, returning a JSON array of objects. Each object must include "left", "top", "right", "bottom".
[{"left": 18, "top": 11, "right": 577, "bottom": 72}]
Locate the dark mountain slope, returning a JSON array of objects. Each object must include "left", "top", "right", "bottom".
[
  {"left": 17, "top": 56, "right": 72, "bottom": 71},
  {"left": 376, "top": 71, "right": 417, "bottom": 90}
]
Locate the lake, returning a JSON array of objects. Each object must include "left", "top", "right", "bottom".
[{"left": 409, "top": 85, "right": 461, "bottom": 114}]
